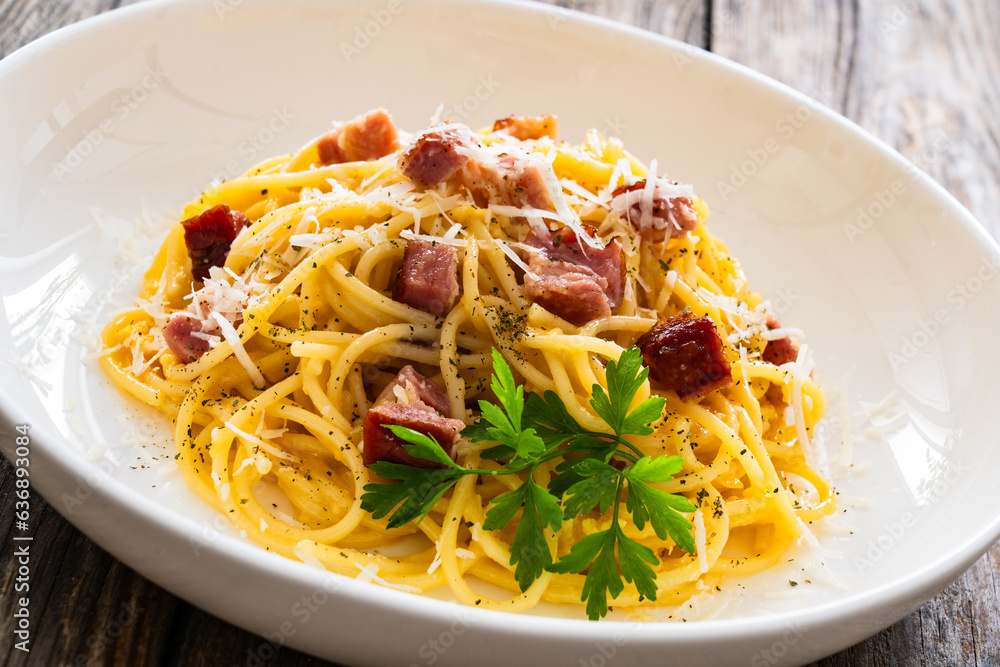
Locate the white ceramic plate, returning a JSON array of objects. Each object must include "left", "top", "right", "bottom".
[{"left": 2, "top": 0, "right": 999, "bottom": 665}]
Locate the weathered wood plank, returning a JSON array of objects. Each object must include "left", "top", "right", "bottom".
[
  {"left": 843, "top": 0, "right": 1000, "bottom": 240},
  {"left": 161, "top": 603, "right": 334, "bottom": 667},
  {"left": 0, "top": 451, "right": 178, "bottom": 667},
  {"left": 534, "top": 0, "right": 708, "bottom": 46},
  {"left": 710, "top": 0, "right": 858, "bottom": 111}
]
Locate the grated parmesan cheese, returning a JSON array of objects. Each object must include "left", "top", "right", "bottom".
[
  {"left": 354, "top": 562, "right": 422, "bottom": 594},
  {"left": 234, "top": 457, "right": 255, "bottom": 475},
  {"left": 211, "top": 312, "right": 266, "bottom": 387},
  {"left": 224, "top": 421, "right": 298, "bottom": 463},
  {"left": 400, "top": 228, "right": 469, "bottom": 248},
  {"left": 493, "top": 238, "right": 538, "bottom": 280},
  {"left": 694, "top": 510, "right": 708, "bottom": 573},
  {"left": 294, "top": 540, "right": 327, "bottom": 570},
  {"left": 761, "top": 327, "right": 805, "bottom": 342}
]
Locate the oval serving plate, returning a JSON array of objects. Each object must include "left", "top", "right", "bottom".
[{"left": 1, "top": 1, "right": 999, "bottom": 665}]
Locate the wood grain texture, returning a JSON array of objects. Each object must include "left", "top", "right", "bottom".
[{"left": 0, "top": 0, "right": 997, "bottom": 665}]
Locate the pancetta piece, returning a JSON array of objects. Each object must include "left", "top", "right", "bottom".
[
  {"left": 461, "top": 154, "right": 554, "bottom": 211},
  {"left": 761, "top": 315, "right": 800, "bottom": 366},
  {"left": 491, "top": 114, "right": 559, "bottom": 141},
  {"left": 521, "top": 226, "right": 624, "bottom": 326},
  {"left": 398, "top": 123, "right": 478, "bottom": 186},
  {"left": 636, "top": 312, "right": 733, "bottom": 399},
  {"left": 317, "top": 108, "right": 400, "bottom": 165},
  {"left": 162, "top": 315, "right": 212, "bottom": 363},
  {"left": 363, "top": 366, "right": 465, "bottom": 469},
  {"left": 392, "top": 240, "right": 460, "bottom": 317},
  {"left": 398, "top": 122, "right": 555, "bottom": 210},
  {"left": 610, "top": 177, "right": 699, "bottom": 243},
  {"left": 181, "top": 204, "right": 249, "bottom": 282}
]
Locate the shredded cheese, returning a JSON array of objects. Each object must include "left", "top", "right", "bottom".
[
  {"left": 211, "top": 312, "right": 266, "bottom": 387},
  {"left": 693, "top": 510, "right": 708, "bottom": 573}
]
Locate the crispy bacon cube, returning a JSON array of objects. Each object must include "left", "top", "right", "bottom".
[
  {"left": 761, "top": 315, "right": 800, "bottom": 366},
  {"left": 398, "top": 123, "right": 477, "bottom": 186},
  {"left": 162, "top": 315, "right": 211, "bottom": 363},
  {"left": 637, "top": 312, "right": 733, "bottom": 399},
  {"left": 491, "top": 114, "right": 559, "bottom": 141},
  {"left": 363, "top": 366, "right": 465, "bottom": 469},
  {"left": 610, "top": 178, "right": 699, "bottom": 243},
  {"left": 181, "top": 204, "right": 249, "bottom": 282},
  {"left": 392, "top": 240, "right": 460, "bottom": 317},
  {"left": 316, "top": 108, "right": 400, "bottom": 165},
  {"left": 521, "top": 226, "right": 624, "bottom": 326}
]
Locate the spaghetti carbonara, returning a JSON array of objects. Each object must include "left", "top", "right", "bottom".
[{"left": 100, "top": 109, "right": 834, "bottom": 619}]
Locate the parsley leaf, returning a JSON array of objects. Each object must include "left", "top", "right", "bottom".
[
  {"left": 547, "top": 529, "right": 616, "bottom": 619},
  {"left": 590, "top": 346, "right": 660, "bottom": 436},
  {"left": 360, "top": 346, "right": 697, "bottom": 621},
  {"left": 478, "top": 350, "right": 546, "bottom": 463},
  {"left": 361, "top": 462, "right": 465, "bottom": 529},
  {"left": 523, "top": 390, "right": 586, "bottom": 446},
  {"left": 560, "top": 459, "right": 620, "bottom": 518},
  {"left": 614, "top": 524, "right": 660, "bottom": 603},
  {"left": 484, "top": 478, "right": 562, "bottom": 591},
  {"left": 624, "top": 458, "right": 697, "bottom": 553},
  {"left": 385, "top": 425, "right": 462, "bottom": 470}
]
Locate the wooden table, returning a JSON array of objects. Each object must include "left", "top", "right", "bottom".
[{"left": 1, "top": 1, "right": 997, "bottom": 665}]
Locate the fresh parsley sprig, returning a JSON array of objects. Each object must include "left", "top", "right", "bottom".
[{"left": 359, "top": 346, "right": 697, "bottom": 620}]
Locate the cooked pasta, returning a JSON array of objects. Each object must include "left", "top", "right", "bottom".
[{"left": 100, "top": 109, "right": 834, "bottom": 618}]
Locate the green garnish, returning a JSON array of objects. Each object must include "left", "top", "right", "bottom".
[{"left": 359, "top": 347, "right": 696, "bottom": 620}]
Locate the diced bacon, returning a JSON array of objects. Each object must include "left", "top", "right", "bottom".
[
  {"left": 392, "top": 240, "right": 460, "bottom": 317},
  {"left": 399, "top": 123, "right": 555, "bottom": 211},
  {"left": 521, "top": 226, "right": 624, "bottom": 326},
  {"left": 317, "top": 108, "right": 400, "bottom": 165},
  {"left": 762, "top": 315, "right": 800, "bottom": 366},
  {"left": 181, "top": 204, "right": 249, "bottom": 282},
  {"left": 611, "top": 177, "right": 699, "bottom": 243},
  {"left": 528, "top": 227, "right": 624, "bottom": 308},
  {"left": 492, "top": 114, "right": 559, "bottom": 141},
  {"left": 636, "top": 312, "right": 733, "bottom": 399},
  {"left": 398, "top": 123, "right": 478, "bottom": 186},
  {"left": 363, "top": 366, "right": 465, "bottom": 469},
  {"left": 163, "top": 315, "right": 212, "bottom": 363},
  {"left": 461, "top": 154, "right": 554, "bottom": 211},
  {"left": 524, "top": 269, "right": 612, "bottom": 326}
]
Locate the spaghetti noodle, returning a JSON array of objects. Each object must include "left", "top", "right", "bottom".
[{"left": 100, "top": 109, "right": 834, "bottom": 618}]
